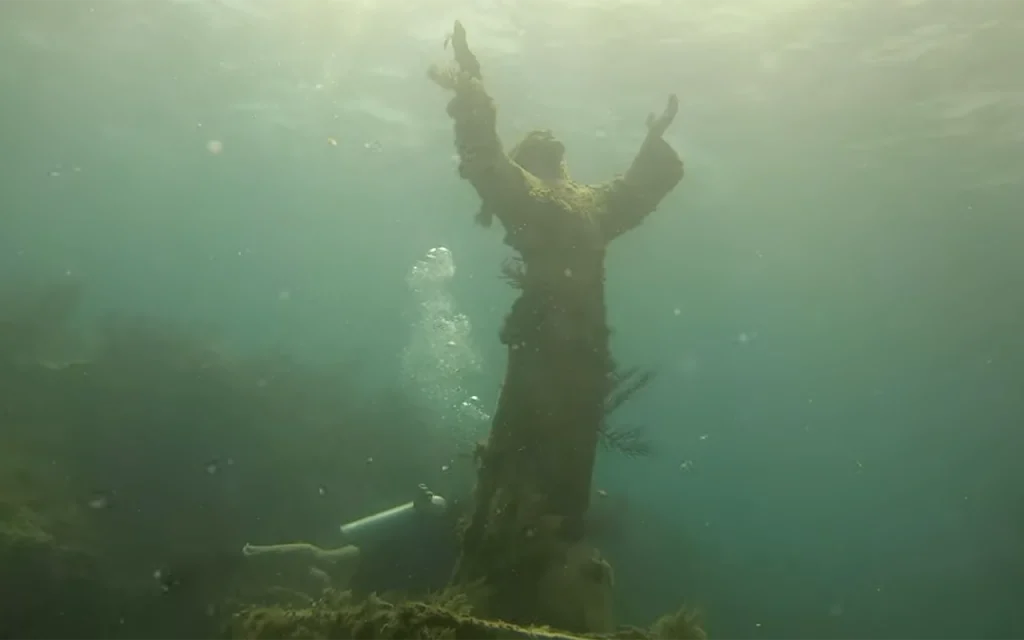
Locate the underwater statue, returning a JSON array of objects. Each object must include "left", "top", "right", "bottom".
[{"left": 429, "top": 21, "right": 685, "bottom": 632}]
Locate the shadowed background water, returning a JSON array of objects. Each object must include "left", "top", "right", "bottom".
[{"left": 2, "top": 0, "right": 1023, "bottom": 637}]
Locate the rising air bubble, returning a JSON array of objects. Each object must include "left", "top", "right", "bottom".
[{"left": 401, "top": 247, "right": 488, "bottom": 444}]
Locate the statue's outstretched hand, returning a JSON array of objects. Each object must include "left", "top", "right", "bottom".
[
  {"left": 428, "top": 20, "right": 482, "bottom": 91},
  {"left": 449, "top": 20, "right": 481, "bottom": 80},
  {"left": 645, "top": 94, "right": 679, "bottom": 138}
]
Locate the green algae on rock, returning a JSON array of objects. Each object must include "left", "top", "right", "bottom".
[{"left": 229, "top": 589, "right": 704, "bottom": 640}]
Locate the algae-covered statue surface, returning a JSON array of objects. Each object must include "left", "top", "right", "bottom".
[{"left": 429, "top": 20, "right": 684, "bottom": 633}]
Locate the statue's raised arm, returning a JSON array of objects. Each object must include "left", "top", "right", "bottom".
[
  {"left": 600, "top": 94, "right": 684, "bottom": 241},
  {"left": 429, "top": 21, "right": 532, "bottom": 229}
]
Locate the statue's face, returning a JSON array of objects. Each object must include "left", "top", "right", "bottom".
[{"left": 511, "top": 130, "right": 566, "bottom": 180}]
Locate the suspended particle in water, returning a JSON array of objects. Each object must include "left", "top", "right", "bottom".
[
  {"left": 206, "top": 139, "right": 224, "bottom": 155},
  {"left": 88, "top": 494, "right": 109, "bottom": 509}
]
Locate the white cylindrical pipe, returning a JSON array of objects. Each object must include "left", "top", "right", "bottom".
[{"left": 339, "top": 485, "right": 447, "bottom": 546}]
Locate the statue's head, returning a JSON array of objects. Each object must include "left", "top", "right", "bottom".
[{"left": 510, "top": 129, "right": 567, "bottom": 181}]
